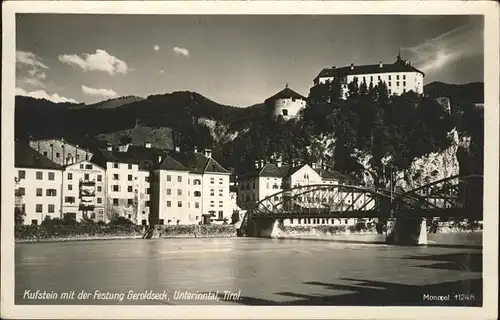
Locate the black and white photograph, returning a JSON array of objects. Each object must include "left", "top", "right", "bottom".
[{"left": 1, "top": 1, "right": 498, "bottom": 319}]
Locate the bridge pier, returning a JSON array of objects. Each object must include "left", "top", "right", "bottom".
[
  {"left": 248, "top": 218, "right": 279, "bottom": 238},
  {"left": 386, "top": 213, "right": 427, "bottom": 246}
]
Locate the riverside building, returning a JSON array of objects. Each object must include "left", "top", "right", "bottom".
[{"left": 15, "top": 142, "right": 63, "bottom": 225}]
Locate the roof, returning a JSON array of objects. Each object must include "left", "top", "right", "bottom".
[
  {"left": 314, "top": 58, "right": 425, "bottom": 81},
  {"left": 168, "top": 151, "right": 230, "bottom": 174},
  {"left": 264, "top": 86, "right": 306, "bottom": 104},
  {"left": 158, "top": 155, "right": 189, "bottom": 171},
  {"left": 90, "top": 148, "right": 168, "bottom": 170},
  {"left": 30, "top": 137, "right": 93, "bottom": 151},
  {"left": 62, "top": 159, "right": 105, "bottom": 171},
  {"left": 240, "top": 163, "right": 306, "bottom": 179},
  {"left": 15, "top": 142, "right": 62, "bottom": 170},
  {"left": 316, "top": 168, "right": 354, "bottom": 183}
]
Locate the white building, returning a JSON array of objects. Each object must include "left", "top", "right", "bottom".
[
  {"left": 237, "top": 160, "right": 373, "bottom": 226},
  {"left": 265, "top": 84, "right": 307, "bottom": 121},
  {"left": 90, "top": 145, "right": 154, "bottom": 225},
  {"left": 15, "top": 143, "right": 63, "bottom": 225},
  {"left": 29, "top": 138, "right": 93, "bottom": 166},
  {"left": 313, "top": 52, "right": 425, "bottom": 99},
  {"left": 61, "top": 160, "right": 106, "bottom": 222},
  {"left": 151, "top": 147, "right": 231, "bottom": 225}
]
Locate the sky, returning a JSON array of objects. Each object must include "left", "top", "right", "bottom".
[{"left": 15, "top": 14, "right": 484, "bottom": 106}]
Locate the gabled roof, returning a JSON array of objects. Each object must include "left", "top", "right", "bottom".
[
  {"left": 264, "top": 86, "right": 306, "bottom": 104},
  {"left": 167, "top": 151, "right": 229, "bottom": 174},
  {"left": 158, "top": 155, "right": 189, "bottom": 171},
  {"left": 240, "top": 163, "right": 307, "bottom": 179},
  {"left": 314, "top": 59, "right": 424, "bottom": 81},
  {"left": 62, "top": 159, "right": 105, "bottom": 171},
  {"left": 91, "top": 148, "right": 168, "bottom": 171},
  {"left": 15, "top": 142, "right": 62, "bottom": 170},
  {"left": 316, "top": 168, "right": 355, "bottom": 183}
]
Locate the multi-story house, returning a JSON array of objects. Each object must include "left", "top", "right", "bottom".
[
  {"left": 61, "top": 160, "right": 106, "bottom": 222},
  {"left": 313, "top": 52, "right": 425, "bottom": 99},
  {"left": 15, "top": 143, "right": 63, "bottom": 225},
  {"left": 237, "top": 159, "right": 372, "bottom": 226},
  {"left": 150, "top": 147, "right": 231, "bottom": 225},
  {"left": 90, "top": 145, "right": 155, "bottom": 225},
  {"left": 29, "top": 138, "right": 93, "bottom": 166}
]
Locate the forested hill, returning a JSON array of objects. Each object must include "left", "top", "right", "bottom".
[{"left": 15, "top": 81, "right": 483, "bottom": 179}]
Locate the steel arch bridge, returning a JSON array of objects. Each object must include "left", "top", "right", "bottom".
[{"left": 248, "top": 174, "right": 483, "bottom": 220}]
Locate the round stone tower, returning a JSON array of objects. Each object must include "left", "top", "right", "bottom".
[{"left": 264, "top": 83, "right": 307, "bottom": 121}]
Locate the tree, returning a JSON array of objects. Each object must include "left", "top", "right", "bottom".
[{"left": 15, "top": 206, "right": 26, "bottom": 226}]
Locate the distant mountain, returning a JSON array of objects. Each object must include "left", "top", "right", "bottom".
[
  {"left": 424, "top": 82, "right": 484, "bottom": 106},
  {"left": 70, "top": 96, "right": 145, "bottom": 110}
]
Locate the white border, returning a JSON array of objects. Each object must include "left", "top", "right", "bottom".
[{"left": 2, "top": 1, "right": 499, "bottom": 319}]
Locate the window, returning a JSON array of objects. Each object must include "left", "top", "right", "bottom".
[
  {"left": 219, "top": 189, "right": 223, "bottom": 196},
  {"left": 65, "top": 196, "right": 75, "bottom": 203},
  {"left": 84, "top": 173, "right": 89, "bottom": 180},
  {"left": 36, "top": 188, "right": 43, "bottom": 196},
  {"left": 128, "top": 199, "right": 133, "bottom": 206},
  {"left": 68, "top": 184, "right": 73, "bottom": 191},
  {"left": 177, "top": 201, "right": 182, "bottom": 208},
  {"left": 128, "top": 164, "right": 133, "bottom": 169},
  {"left": 266, "top": 182, "right": 270, "bottom": 189},
  {"left": 210, "top": 178, "right": 215, "bottom": 184},
  {"left": 219, "top": 201, "right": 223, "bottom": 208},
  {"left": 36, "top": 204, "right": 42, "bottom": 212},
  {"left": 48, "top": 204, "right": 55, "bottom": 213},
  {"left": 177, "top": 189, "right": 182, "bottom": 196},
  {"left": 112, "top": 185, "right": 119, "bottom": 192},
  {"left": 370, "top": 76, "right": 373, "bottom": 81},
  {"left": 67, "top": 173, "right": 73, "bottom": 180},
  {"left": 80, "top": 164, "right": 84, "bottom": 169},
  {"left": 16, "top": 187, "right": 26, "bottom": 196},
  {"left": 218, "top": 211, "right": 223, "bottom": 220},
  {"left": 97, "top": 186, "right": 101, "bottom": 192},
  {"left": 167, "top": 188, "right": 171, "bottom": 195},
  {"left": 403, "top": 81, "right": 406, "bottom": 87},
  {"left": 127, "top": 186, "right": 133, "bottom": 192},
  {"left": 396, "top": 75, "right": 400, "bottom": 80},
  {"left": 210, "top": 189, "right": 214, "bottom": 196},
  {"left": 403, "top": 75, "right": 406, "bottom": 80},
  {"left": 146, "top": 188, "right": 150, "bottom": 194},
  {"left": 388, "top": 81, "right": 392, "bottom": 87},
  {"left": 177, "top": 176, "right": 182, "bottom": 182},
  {"left": 378, "top": 76, "right": 381, "bottom": 80},
  {"left": 76, "top": 154, "right": 80, "bottom": 160},
  {"left": 194, "top": 191, "right": 201, "bottom": 197},
  {"left": 195, "top": 202, "right": 200, "bottom": 208},
  {"left": 282, "top": 109, "right": 289, "bottom": 116},
  {"left": 43, "top": 151, "right": 48, "bottom": 157},
  {"left": 219, "top": 178, "right": 223, "bottom": 184},
  {"left": 97, "top": 175, "right": 102, "bottom": 182},
  {"left": 128, "top": 174, "right": 133, "bottom": 181},
  {"left": 396, "top": 81, "right": 400, "bottom": 86},
  {"left": 167, "top": 175, "right": 171, "bottom": 182},
  {"left": 83, "top": 164, "right": 92, "bottom": 170},
  {"left": 47, "top": 172, "right": 55, "bottom": 180},
  {"left": 46, "top": 189, "right": 57, "bottom": 197},
  {"left": 97, "top": 198, "right": 102, "bottom": 204},
  {"left": 388, "top": 75, "right": 392, "bottom": 80},
  {"left": 167, "top": 201, "right": 171, "bottom": 207},
  {"left": 56, "top": 152, "right": 60, "bottom": 158},
  {"left": 113, "top": 199, "right": 119, "bottom": 205},
  {"left": 193, "top": 179, "right": 201, "bottom": 185},
  {"left": 113, "top": 163, "right": 119, "bottom": 169},
  {"left": 113, "top": 174, "right": 119, "bottom": 180},
  {"left": 36, "top": 171, "right": 43, "bottom": 180},
  {"left": 18, "top": 170, "right": 26, "bottom": 179}
]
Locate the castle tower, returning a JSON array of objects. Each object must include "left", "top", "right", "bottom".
[{"left": 264, "top": 83, "right": 306, "bottom": 121}]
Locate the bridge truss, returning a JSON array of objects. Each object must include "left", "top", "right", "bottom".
[{"left": 249, "top": 175, "right": 483, "bottom": 220}]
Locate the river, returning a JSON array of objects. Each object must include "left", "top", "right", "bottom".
[{"left": 15, "top": 233, "right": 482, "bottom": 306}]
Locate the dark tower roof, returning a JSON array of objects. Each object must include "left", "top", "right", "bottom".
[{"left": 264, "top": 84, "right": 306, "bottom": 104}]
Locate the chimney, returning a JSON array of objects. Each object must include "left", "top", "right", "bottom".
[
  {"left": 175, "top": 146, "right": 180, "bottom": 152},
  {"left": 331, "top": 66, "right": 336, "bottom": 69},
  {"left": 276, "top": 157, "right": 282, "bottom": 168},
  {"left": 107, "top": 145, "right": 113, "bottom": 151},
  {"left": 379, "top": 61, "right": 383, "bottom": 68},
  {"left": 194, "top": 146, "right": 198, "bottom": 153},
  {"left": 204, "top": 148, "right": 212, "bottom": 158},
  {"left": 157, "top": 155, "right": 162, "bottom": 163},
  {"left": 311, "top": 162, "right": 316, "bottom": 169},
  {"left": 350, "top": 63, "right": 354, "bottom": 70},
  {"left": 254, "top": 160, "right": 260, "bottom": 169},
  {"left": 259, "top": 159, "right": 264, "bottom": 168},
  {"left": 144, "top": 142, "right": 152, "bottom": 149}
]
